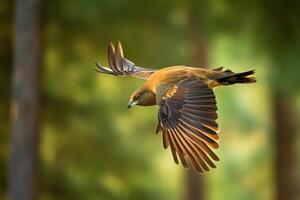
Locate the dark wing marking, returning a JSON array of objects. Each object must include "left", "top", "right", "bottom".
[
  {"left": 156, "top": 76, "right": 220, "bottom": 173},
  {"left": 95, "top": 41, "right": 156, "bottom": 80}
]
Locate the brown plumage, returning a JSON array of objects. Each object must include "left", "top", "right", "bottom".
[{"left": 95, "top": 41, "right": 256, "bottom": 173}]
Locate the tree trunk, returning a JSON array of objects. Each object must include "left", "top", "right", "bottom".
[
  {"left": 185, "top": 0, "right": 208, "bottom": 198},
  {"left": 274, "top": 91, "right": 298, "bottom": 200},
  {"left": 185, "top": 38, "right": 208, "bottom": 200},
  {"left": 9, "top": 0, "right": 42, "bottom": 199},
  {"left": 257, "top": 0, "right": 300, "bottom": 199}
]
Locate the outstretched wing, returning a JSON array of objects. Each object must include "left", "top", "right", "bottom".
[
  {"left": 156, "top": 76, "right": 220, "bottom": 173},
  {"left": 95, "top": 41, "right": 156, "bottom": 80}
]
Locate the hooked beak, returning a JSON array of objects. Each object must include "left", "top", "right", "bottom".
[{"left": 127, "top": 99, "right": 138, "bottom": 109}]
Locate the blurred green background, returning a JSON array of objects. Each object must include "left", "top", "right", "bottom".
[{"left": 1, "top": 0, "right": 300, "bottom": 199}]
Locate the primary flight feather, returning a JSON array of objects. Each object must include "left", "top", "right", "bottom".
[{"left": 95, "top": 41, "right": 256, "bottom": 173}]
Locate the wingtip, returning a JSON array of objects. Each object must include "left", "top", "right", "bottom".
[
  {"left": 95, "top": 62, "right": 101, "bottom": 69},
  {"left": 116, "top": 40, "right": 122, "bottom": 46},
  {"left": 108, "top": 43, "right": 115, "bottom": 57},
  {"left": 108, "top": 42, "right": 114, "bottom": 48},
  {"left": 93, "top": 63, "right": 102, "bottom": 73},
  {"left": 93, "top": 68, "right": 101, "bottom": 73},
  {"left": 115, "top": 40, "right": 124, "bottom": 58}
]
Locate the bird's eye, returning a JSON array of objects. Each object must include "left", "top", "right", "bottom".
[{"left": 137, "top": 93, "right": 143, "bottom": 98}]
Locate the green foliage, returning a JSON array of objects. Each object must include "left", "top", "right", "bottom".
[{"left": 1, "top": 0, "right": 300, "bottom": 199}]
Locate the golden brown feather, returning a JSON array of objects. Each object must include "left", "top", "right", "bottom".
[{"left": 95, "top": 41, "right": 256, "bottom": 173}]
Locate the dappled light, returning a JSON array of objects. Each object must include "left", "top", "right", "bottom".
[{"left": 1, "top": 0, "right": 300, "bottom": 200}]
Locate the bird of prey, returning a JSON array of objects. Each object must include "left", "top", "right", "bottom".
[{"left": 95, "top": 41, "right": 256, "bottom": 173}]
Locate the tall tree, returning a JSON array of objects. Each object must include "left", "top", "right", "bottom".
[
  {"left": 185, "top": 40, "right": 208, "bottom": 200},
  {"left": 9, "top": 0, "right": 43, "bottom": 199},
  {"left": 185, "top": 0, "right": 208, "bottom": 199},
  {"left": 218, "top": 0, "right": 300, "bottom": 197},
  {"left": 259, "top": 0, "right": 300, "bottom": 199},
  {"left": 274, "top": 92, "right": 298, "bottom": 200},
  {"left": 185, "top": 38, "right": 208, "bottom": 200}
]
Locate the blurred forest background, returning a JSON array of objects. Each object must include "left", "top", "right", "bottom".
[{"left": 1, "top": 0, "right": 300, "bottom": 199}]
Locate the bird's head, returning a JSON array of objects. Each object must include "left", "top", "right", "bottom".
[{"left": 128, "top": 85, "right": 156, "bottom": 108}]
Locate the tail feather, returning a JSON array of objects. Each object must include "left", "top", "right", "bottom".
[{"left": 213, "top": 69, "right": 256, "bottom": 86}]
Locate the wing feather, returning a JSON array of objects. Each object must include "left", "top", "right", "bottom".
[
  {"left": 95, "top": 41, "right": 156, "bottom": 80},
  {"left": 167, "top": 128, "right": 188, "bottom": 167},
  {"left": 179, "top": 127, "right": 217, "bottom": 168},
  {"left": 175, "top": 127, "right": 210, "bottom": 171},
  {"left": 156, "top": 76, "right": 220, "bottom": 173},
  {"left": 171, "top": 124, "right": 209, "bottom": 172}
]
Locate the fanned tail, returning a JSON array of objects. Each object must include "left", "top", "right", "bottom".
[{"left": 212, "top": 68, "right": 256, "bottom": 86}]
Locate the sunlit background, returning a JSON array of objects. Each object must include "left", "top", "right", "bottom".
[{"left": 1, "top": 0, "right": 300, "bottom": 199}]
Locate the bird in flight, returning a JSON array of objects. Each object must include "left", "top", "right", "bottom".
[{"left": 95, "top": 41, "right": 256, "bottom": 173}]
